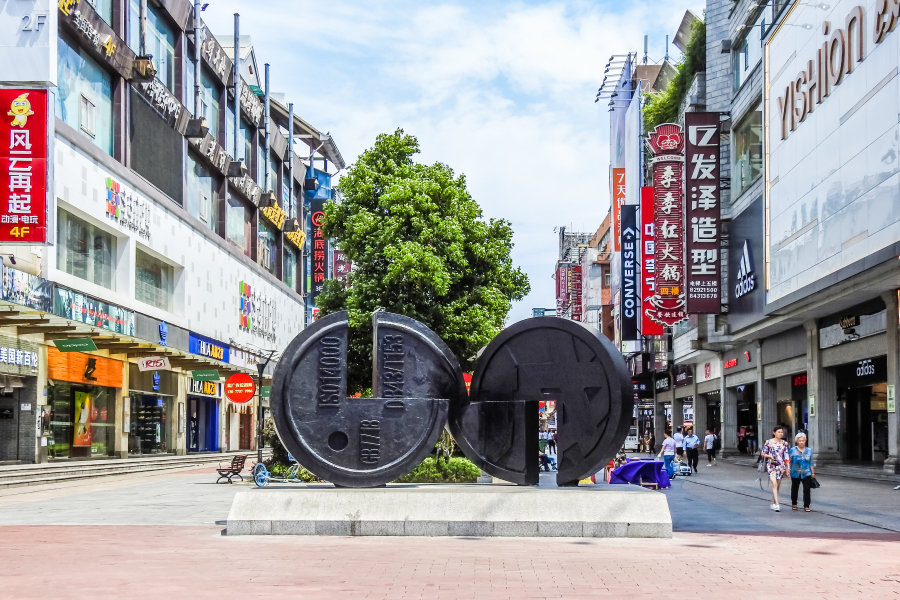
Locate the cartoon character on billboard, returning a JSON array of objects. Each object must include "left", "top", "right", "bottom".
[
  {"left": 8, "top": 93, "right": 34, "bottom": 127},
  {"left": 73, "top": 392, "right": 93, "bottom": 447}
]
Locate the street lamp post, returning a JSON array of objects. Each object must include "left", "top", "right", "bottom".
[{"left": 256, "top": 350, "right": 276, "bottom": 465}]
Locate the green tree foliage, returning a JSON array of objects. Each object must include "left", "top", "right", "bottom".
[
  {"left": 643, "top": 19, "right": 706, "bottom": 131},
  {"left": 317, "top": 129, "right": 530, "bottom": 393},
  {"left": 393, "top": 456, "right": 482, "bottom": 483}
]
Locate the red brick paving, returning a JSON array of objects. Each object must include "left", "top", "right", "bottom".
[{"left": 1, "top": 526, "right": 899, "bottom": 599}]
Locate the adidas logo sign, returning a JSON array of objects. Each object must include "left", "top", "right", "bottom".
[{"left": 734, "top": 241, "right": 756, "bottom": 298}]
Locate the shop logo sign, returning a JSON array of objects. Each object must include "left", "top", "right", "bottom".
[
  {"left": 159, "top": 321, "right": 168, "bottom": 346},
  {"left": 856, "top": 359, "right": 876, "bottom": 377},
  {"left": 138, "top": 356, "right": 170, "bottom": 371},
  {"left": 734, "top": 241, "right": 756, "bottom": 298},
  {"left": 152, "top": 371, "right": 160, "bottom": 391},
  {"left": 84, "top": 357, "right": 97, "bottom": 381}
]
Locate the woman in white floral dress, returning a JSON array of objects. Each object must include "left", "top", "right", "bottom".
[{"left": 759, "top": 426, "right": 791, "bottom": 512}]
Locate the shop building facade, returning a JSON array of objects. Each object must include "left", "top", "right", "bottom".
[
  {"left": 661, "top": 0, "right": 900, "bottom": 473},
  {"left": 0, "top": 0, "right": 344, "bottom": 463}
]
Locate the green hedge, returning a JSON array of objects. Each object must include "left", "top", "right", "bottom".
[
  {"left": 269, "top": 463, "right": 322, "bottom": 482},
  {"left": 393, "top": 457, "right": 481, "bottom": 483}
]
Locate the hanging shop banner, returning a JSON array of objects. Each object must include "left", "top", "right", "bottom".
[
  {"left": 555, "top": 263, "right": 568, "bottom": 314},
  {"left": 54, "top": 287, "right": 135, "bottom": 335},
  {"left": 684, "top": 112, "right": 722, "bottom": 314},
  {"left": 0, "top": 88, "right": 49, "bottom": 244},
  {"left": 309, "top": 196, "right": 328, "bottom": 303},
  {"left": 646, "top": 123, "right": 686, "bottom": 327},
  {"left": 612, "top": 168, "right": 625, "bottom": 252},
  {"left": 333, "top": 249, "right": 351, "bottom": 283},
  {"left": 640, "top": 187, "right": 663, "bottom": 336},
  {"left": 620, "top": 205, "right": 639, "bottom": 341},
  {"left": 137, "top": 356, "right": 171, "bottom": 372},
  {"left": 224, "top": 372, "right": 255, "bottom": 404},
  {"left": 570, "top": 264, "right": 583, "bottom": 321}
]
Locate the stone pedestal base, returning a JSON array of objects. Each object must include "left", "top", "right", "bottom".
[
  {"left": 883, "top": 455, "right": 900, "bottom": 474},
  {"left": 227, "top": 483, "right": 672, "bottom": 538}
]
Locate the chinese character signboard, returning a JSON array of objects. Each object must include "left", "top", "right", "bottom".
[
  {"left": 640, "top": 187, "right": 663, "bottom": 335},
  {"left": 0, "top": 89, "right": 48, "bottom": 244},
  {"left": 555, "top": 263, "right": 568, "bottom": 314},
  {"left": 612, "top": 168, "right": 625, "bottom": 252},
  {"left": 333, "top": 250, "right": 351, "bottom": 284},
  {"left": 620, "top": 205, "right": 638, "bottom": 341},
  {"left": 685, "top": 112, "right": 721, "bottom": 313},
  {"left": 570, "top": 264, "right": 582, "bottom": 321},
  {"left": 646, "top": 123, "right": 686, "bottom": 327},
  {"left": 309, "top": 197, "right": 328, "bottom": 303}
]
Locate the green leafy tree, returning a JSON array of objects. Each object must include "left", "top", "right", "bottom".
[
  {"left": 317, "top": 129, "right": 530, "bottom": 394},
  {"left": 643, "top": 19, "right": 706, "bottom": 131}
]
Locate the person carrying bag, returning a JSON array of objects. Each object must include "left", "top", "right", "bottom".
[{"left": 789, "top": 432, "right": 817, "bottom": 512}]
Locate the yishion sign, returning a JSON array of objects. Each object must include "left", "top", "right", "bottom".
[
  {"left": 774, "top": 4, "right": 877, "bottom": 140},
  {"left": 684, "top": 112, "right": 721, "bottom": 314},
  {"left": 646, "top": 123, "right": 687, "bottom": 327}
]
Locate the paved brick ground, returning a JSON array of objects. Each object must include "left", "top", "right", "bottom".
[{"left": 1, "top": 525, "right": 899, "bottom": 599}]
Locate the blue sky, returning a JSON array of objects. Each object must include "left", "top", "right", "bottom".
[{"left": 201, "top": 0, "right": 704, "bottom": 323}]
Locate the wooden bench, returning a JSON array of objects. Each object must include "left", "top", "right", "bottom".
[{"left": 216, "top": 454, "right": 248, "bottom": 484}]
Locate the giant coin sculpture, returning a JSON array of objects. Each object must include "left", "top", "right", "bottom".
[
  {"left": 270, "top": 310, "right": 466, "bottom": 488},
  {"left": 448, "top": 317, "right": 632, "bottom": 486}
]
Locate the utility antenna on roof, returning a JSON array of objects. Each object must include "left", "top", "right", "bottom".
[
  {"left": 665, "top": 35, "right": 669, "bottom": 63},
  {"left": 643, "top": 35, "right": 648, "bottom": 64}
]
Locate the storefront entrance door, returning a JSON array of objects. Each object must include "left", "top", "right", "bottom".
[
  {"left": 239, "top": 413, "right": 251, "bottom": 450},
  {"left": 840, "top": 384, "right": 889, "bottom": 462},
  {"left": 0, "top": 391, "right": 19, "bottom": 462}
]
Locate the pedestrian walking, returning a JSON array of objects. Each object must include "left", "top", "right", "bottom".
[
  {"left": 547, "top": 431, "right": 557, "bottom": 455},
  {"left": 760, "top": 425, "right": 791, "bottom": 512},
  {"left": 684, "top": 428, "right": 700, "bottom": 472},
  {"left": 648, "top": 432, "right": 656, "bottom": 455},
  {"left": 704, "top": 429, "right": 718, "bottom": 466},
  {"left": 747, "top": 425, "right": 757, "bottom": 457},
  {"left": 657, "top": 431, "right": 677, "bottom": 477},
  {"left": 674, "top": 426, "right": 685, "bottom": 462},
  {"left": 790, "top": 432, "right": 816, "bottom": 512}
]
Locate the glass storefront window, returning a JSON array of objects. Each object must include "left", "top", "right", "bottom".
[
  {"left": 135, "top": 248, "right": 174, "bottom": 311},
  {"left": 185, "top": 151, "right": 218, "bottom": 231},
  {"left": 733, "top": 6, "right": 772, "bottom": 91},
  {"left": 258, "top": 221, "right": 277, "bottom": 274},
  {"left": 226, "top": 195, "right": 251, "bottom": 257},
  {"left": 187, "top": 396, "right": 219, "bottom": 452},
  {"left": 225, "top": 108, "right": 252, "bottom": 163},
  {"left": 57, "top": 209, "right": 117, "bottom": 291},
  {"left": 128, "top": 393, "right": 171, "bottom": 455},
  {"left": 128, "top": 1, "right": 176, "bottom": 91},
  {"left": 284, "top": 245, "right": 297, "bottom": 289},
  {"left": 732, "top": 103, "right": 763, "bottom": 198},
  {"left": 56, "top": 34, "right": 113, "bottom": 155},
  {"left": 48, "top": 384, "right": 116, "bottom": 459}
]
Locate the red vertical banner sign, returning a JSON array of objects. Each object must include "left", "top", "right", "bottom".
[
  {"left": 640, "top": 187, "right": 663, "bottom": 335},
  {"left": 309, "top": 197, "right": 328, "bottom": 303},
  {"left": 646, "top": 123, "right": 686, "bottom": 327},
  {"left": 612, "top": 168, "right": 625, "bottom": 252},
  {"left": 0, "top": 89, "right": 48, "bottom": 244},
  {"left": 684, "top": 112, "right": 722, "bottom": 313},
  {"left": 555, "top": 263, "right": 568, "bottom": 314}
]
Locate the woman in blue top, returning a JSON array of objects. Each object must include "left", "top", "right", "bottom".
[{"left": 790, "top": 432, "right": 816, "bottom": 512}]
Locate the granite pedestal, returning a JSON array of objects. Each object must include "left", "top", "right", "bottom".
[{"left": 226, "top": 483, "right": 672, "bottom": 538}]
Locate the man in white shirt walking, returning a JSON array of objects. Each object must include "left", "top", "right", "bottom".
[
  {"left": 704, "top": 429, "right": 718, "bottom": 466},
  {"left": 673, "top": 427, "right": 685, "bottom": 463},
  {"left": 684, "top": 428, "right": 701, "bottom": 473}
]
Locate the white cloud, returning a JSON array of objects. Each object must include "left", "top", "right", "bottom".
[{"left": 201, "top": 0, "right": 702, "bottom": 322}]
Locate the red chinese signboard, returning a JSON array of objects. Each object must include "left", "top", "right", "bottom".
[
  {"left": 224, "top": 372, "right": 256, "bottom": 404},
  {"left": 309, "top": 196, "right": 328, "bottom": 301},
  {"left": 646, "top": 123, "right": 686, "bottom": 327},
  {"left": 640, "top": 187, "right": 663, "bottom": 335},
  {"left": 555, "top": 263, "right": 568, "bottom": 313},
  {"left": 612, "top": 167, "right": 625, "bottom": 252},
  {"left": 0, "top": 88, "right": 48, "bottom": 243},
  {"left": 685, "top": 112, "right": 722, "bottom": 313}
]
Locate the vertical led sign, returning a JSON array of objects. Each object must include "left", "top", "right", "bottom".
[{"left": 684, "top": 112, "right": 721, "bottom": 313}]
